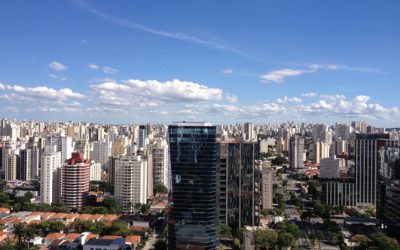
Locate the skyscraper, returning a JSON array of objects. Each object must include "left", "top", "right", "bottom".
[
  {"left": 219, "top": 142, "right": 261, "bottom": 228},
  {"left": 18, "top": 148, "right": 31, "bottom": 180},
  {"left": 355, "top": 134, "right": 389, "bottom": 208},
  {"left": 60, "top": 152, "right": 90, "bottom": 209},
  {"left": 289, "top": 135, "right": 304, "bottom": 169},
  {"left": 378, "top": 141, "right": 400, "bottom": 240},
  {"left": 114, "top": 155, "right": 148, "bottom": 213},
  {"left": 168, "top": 122, "right": 219, "bottom": 250},
  {"left": 40, "top": 145, "right": 62, "bottom": 204},
  {"left": 152, "top": 138, "right": 169, "bottom": 188}
]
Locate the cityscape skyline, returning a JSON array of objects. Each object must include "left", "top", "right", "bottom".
[{"left": 1, "top": 1, "right": 400, "bottom": 125}]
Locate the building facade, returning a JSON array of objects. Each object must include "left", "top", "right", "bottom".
[
  {"left": 40, "top": 145, "right": 62, "bottom": 204},
  {"left": 168, "top": 122, "right": 219, "bottom": 250},
  {"left": 114, "top": 155, "right": 148, "bottom": 213},
  {"left": 60, "top": 152, "right": 90, "bottom": 209},
  {"left": 219, "top": 142, "right": 261, "bottom": 228}
]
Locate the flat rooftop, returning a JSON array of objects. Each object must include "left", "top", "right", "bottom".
[{"left": 172, "top": 121, "right": 213, "bottom": 127}]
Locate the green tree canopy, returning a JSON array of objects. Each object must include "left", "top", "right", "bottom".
[
  {"left": 154, "top": 182, "right": 168, "bottom": 194},
  {"left": 255, "top": 230, "right": 278, "bottom": 249}
]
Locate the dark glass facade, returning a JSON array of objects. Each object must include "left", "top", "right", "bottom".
[
  {"left": 378, "top": 143, "right": 400, "bottom": 240},
  {"left": 219, "top": 142, "right": 261, "bottom": 229},
  {"left": 168, "top": 124, "right": 219, "bottom": 250}
]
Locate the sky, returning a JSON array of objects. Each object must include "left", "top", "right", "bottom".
[{"left": 1, "top": 0, "right": 400, "bottom": 126}]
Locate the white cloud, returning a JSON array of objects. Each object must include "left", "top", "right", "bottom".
[
  {"left": 88, "top": 64, "right": 100, "bottom": 70},
  {"left": 260, "top": 68, "right": 306, "bottom": 83},
  {"left": 5, "top": 84, "right": 85, "bottom": 100},
  {"left": 260, "top": 64, "right": 343, "bottom": 83},
  {"left": 49, "top": 73, "right": 68, "bottom": 81},
  {"left": 276, "top": 96, "right": 302, "bottom": 104},
  {"left": 49, "top": 61, "right": 67, "bottom": 72},
  {"left": 0, "top": 83, "right": 5, "bottom": 90},
  {"left": 226, "top": 93, "right": 238, "bottom": 103},
  {"left": 302, "top": 92, "right": 318, "bottom": 97},
  {"left": 222, "top": 68, "right": 233, "bottom": 75},
  {"left": 177, "top": 109, "right": 199, "bottom": 115},
  {"left": 103, "top": 66, "right": 118, "bottom": 74},
  {"left": 90, "top": 79, "right": 224, "bottom": 107}
]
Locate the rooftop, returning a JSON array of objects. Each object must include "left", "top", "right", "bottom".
[{"left": 172, "top": 121, "right": 213, "bottom": 127}]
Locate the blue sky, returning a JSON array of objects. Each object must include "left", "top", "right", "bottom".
[{"left": 1, "top": 0, "right": 399, "bottom": 126}]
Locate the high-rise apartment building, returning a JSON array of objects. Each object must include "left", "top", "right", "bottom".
[
  {"left": 168, "top": 122, "right": 219, "bottom": 250},
  {"left": 60, "top": 152, "right": 90, "bottom": 209},
  {"left": 18, "top": 148, "right": 31, "bottom": 180},
  {"left": 92, "top": 141, "right": 112, "bottom": 168},
  {"left": 320, "top": 157, "right": 341, "bottom": 179},
  {"left": 4, "top": 152, "right": 18, "bottom": 181},
  {"left": 261, "top": 162, "right": 274, "bottom": 210},
  {"left": 152, "top": 138, "right": 169, "bottom": 188},
  {"left": 289, "top": 135, "right": 304, "bottom": 169},
  {"left": 219, "top": 142, "right": 261, "bottom": 228},
  {"left": 114, "top": 155, "right": 148, "bottom": 213},
  {"left": 244, "top": 122, "right": 254, "bottom": 141},
  {"left": 138, "top": 125, "right": 147, "bottom": 149},
  {"left": 89, "top": 162, "right": 102, "bottom": 181},
  {"left": 40, "top": 145, "right": 62, "bottom": 204}
]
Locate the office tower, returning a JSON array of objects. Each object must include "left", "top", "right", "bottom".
[
  {"left": 40, "top": 145, "right": 62, "bottom": 204},
  {"left": 219, "top": 142, "right": 261, "bottom": 228},
  {"left": 92, "top": 141, "right": 112, "bottom": 168},
  {"left": 320, "top": 157, "right": 340, "bottom": 179},
  {"left": 89, "top": 162, "right": 102, "bottom": 181},
  {"left": 152, "top": 138, "right": 169, "bottom": 188},
  {"left": 244, "top": 122, "right": 254, "bottom": 141},
  {"left": 138, "top": 125, "right": 147, "bottom": 149},
  {"left": 378, "top": 142, "right": 400, "bottom": 240},
  {"left": 289, "top": 135, "right": 304, "bottom": 169},
  {"left": 168, "top": 122, "right": 219, "bottom": 250},
  {"left": 355, "top": 134, "right": 389, "bottom": 208},
  {"left": 321, "top": 181, "right": 356, "bottom": 207},
  {"left": 60, "top": 152, "right": 90, "bottom": 209},
  {"left": 114, "top": 155, "right": 148, "bottom": 213},
  {"left": 261, "top": 162, "right": 273, "bottom": 210},
  {"left": 4, "top": 152, "right": 18, "bottom": 181},
  {"left": 18, "top": 148, "right": 31, "bottom": 180}
]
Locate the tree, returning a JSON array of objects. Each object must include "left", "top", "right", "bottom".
[
  {"left": 0, "top": 179, "right": 7, "bottom": 190},
  {"left": 154, "top": 182, "right": 168, "bottom": 194},
  {"left": 153, "top": 240, "right": 167, "bottom": 250},
  {"left": 39, "top": 221, "right": 65, "bottom": 236},
  {"left": 13, "top": 224, "right": 25, "bottom": 248},
  {"left": 220, "top": 224, "right": 232, "bottom": 238},
  {"left": 140, "top": 204, "right": 151, "bottom": 215},
  {"left": 255, "top": 230, "right": 278, "bottom": 249},
  {"left": 369, "top": 233, "right": 400, "bottom": 250},
  {"left": 272, "top": 154, "right": 288, "bottom": 166},
  {"left": 102, "top": 197, "right": 121, "bottom": 213},
  {"left": 285, "top": 223, "right": 300, "bottom": 240},
  {"left": 105, "top": 221, "right": 130, "bottom": 236},
  {"left": 278, "top": 232, "right": 295, "bottom": 248}
]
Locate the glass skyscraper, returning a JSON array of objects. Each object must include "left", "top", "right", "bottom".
[{"left": 168, "top": 122, "right": 219, "bottom": 250}]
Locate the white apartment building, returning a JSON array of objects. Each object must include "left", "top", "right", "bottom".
[
  {"left": 92, "top": 141, "right": 112, "bottom": 168},
  {"left": 114, "top": 155, "right": 148, "bottom": 213},
  {"left": 89, "top": 162, "right": 102, "bottom": 181},
  {"left": 152, "top": 138, "right": 169, "bottom": 188},
  {"left": 40, "top": 145, "right": 61, "bottom": 204}
]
